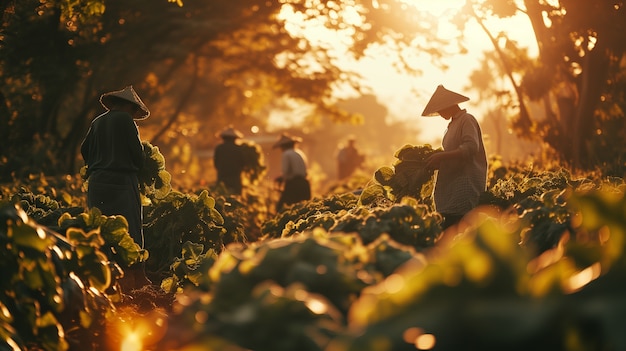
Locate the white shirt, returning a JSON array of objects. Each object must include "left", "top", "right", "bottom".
[{"left": 281, "top": 148, "right": 308, "bottom": 180}]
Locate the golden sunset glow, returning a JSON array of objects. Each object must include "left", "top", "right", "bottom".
[
  {"left": 5, "top": 0, "right": 626, "bottom": 350},
  {"left": 120, "top": 332, "right": 142, "bottom": 351},
  {"left": 275, "top": 0, "right": 538, "bottom": 143},
  {"left": 403, "top": 0, "right": 465, "bottom": 14}
]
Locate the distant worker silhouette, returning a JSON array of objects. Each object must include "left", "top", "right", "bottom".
[
  {"left": 421, "top": 85, "right": 488, "bottom": 231},
  {"left": 213, "top": 126, "right": 246, "bottom": 195},
  {"left": 273, "top": 133, "right": 311, "bottom": 210},
  {"left": 81, "top": 85, "right": 151, "bottom": 289},
  {"left": 337, "top": 136, "right": 364, "bottom": 180}
]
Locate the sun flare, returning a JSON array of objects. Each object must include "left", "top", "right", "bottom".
[
  {"left": 275, "top": 0, "right": 538, "bottom": 143},
  {"left": 402, "top": 0, "right": 466, "bottom": 16}
]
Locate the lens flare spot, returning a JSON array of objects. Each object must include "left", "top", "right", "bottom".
[
  {"left": 294, "top": 288, "right": 308, "bottom": 301},
  {"left": 402, "top": 327, "right": 424, "bottom": 343},
  {"left": 194, "top": 311, "right": 208, "bottom": 324},
  {"left": 121, "top": 332, "right": 142, "bottom": 351},
  {"left": 415, "top": 333, "right": 436, "bottom": 350},
  {"left": 305, "top": 297, "right": 328, "bottom": 315},
  {"left": 269, "top": 284, "right": 284, "bottom": 296},
  {"left": 565, "top": 262, "right": 601, "bottom": 293},
  {"left": 598, "top": 226, "right": 610, "bottom": 244},
  {"left": 384, "top": 274, "right": 405, "bottom": 293}
]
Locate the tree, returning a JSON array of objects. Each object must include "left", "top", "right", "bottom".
[
  {"left": 458, "top": 0, "right": 626, "bottom": 170},
  {"left": 0, "top": 0, "right": 458, "bottom": 182}
]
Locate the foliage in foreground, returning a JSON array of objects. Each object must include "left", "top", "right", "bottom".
[
  {"left": 160, "top": 181, "right": 626, "bottom": 351},
  {"left": 143, "top": 189, "right": 242, "bottom": 282},
  {"left": 159, "top": 230, "right": 416, "bottom": 351},
  {"left": 0, "top": 205, "right": 116, "bottom": 351},
  {"left": 333, "top": 184, "right": 626, "bottom": 351},
  {"left": 2, "top": 142, "right": 626, "bottom": 350}
]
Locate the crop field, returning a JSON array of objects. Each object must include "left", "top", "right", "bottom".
[
  {"left": 1, "top": 144, "right": 625, "bottom": 351},
  {"left": 4, "top": 1, "right": 626, "bottom": 350}
]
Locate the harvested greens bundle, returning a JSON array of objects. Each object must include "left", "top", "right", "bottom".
[{"left": 360, "top": 144, "right": 441, "bottom": 204}]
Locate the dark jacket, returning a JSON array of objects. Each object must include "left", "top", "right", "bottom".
[
  {"left": 80, "top": 110, "right": 145, "bottom": 245},
  {"left": 81, "top": 110, "right": 144, "bottom": 177},
  {"left": 214, "top": 139, "right": 245, "bottom": 194}
]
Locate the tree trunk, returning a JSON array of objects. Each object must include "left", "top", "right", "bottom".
[{"left": 572, "top": 43, "right": 610, "bottom": 169}]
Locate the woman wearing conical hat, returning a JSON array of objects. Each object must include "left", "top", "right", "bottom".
[
  {"left": 80, "top": 85, "right": 151, "bottom": 289},
  {"left": 422, "top": 85, "right": 488, "bottom": 231},
  {"left": 273, "top": 133, "right": 311, "bottom": 211}
]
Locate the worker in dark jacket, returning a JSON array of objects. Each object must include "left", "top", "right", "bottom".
[
  {"left": 81, "top": 85, "right": 151, "bottom": 290},
  {"left": 337, "top": 136, "right": 364, "bottom": 180},
  {"left": 213, "top": 126, "right": 245, "bottom": 195}
]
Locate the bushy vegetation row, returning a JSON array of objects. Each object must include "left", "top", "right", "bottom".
[{"left": 1, "top": 143, "right": 626, "bottom": 351}]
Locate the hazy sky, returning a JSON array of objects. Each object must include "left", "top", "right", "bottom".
[
  {"left": 357, "top": 2, "right": 538, "bottom": 144},
  {"left": 275, "top": 1, "right": 538, "bottom": 145}
]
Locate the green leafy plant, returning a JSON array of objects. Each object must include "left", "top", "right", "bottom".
[
  {"left": 360, "top": 144, "right": 441, "bottom": 205},
  {"left": 158, "top": 229, "right": 419, "bottom": 351},
  {"left": 143, "top": 190, "right": 237, "bottom": 282},
  {"left": 330, "top": 185, "right": 626, "bottom": 351},
  {"left": 518, "top": 188, "right": 573, "bottom": 256},
  {"left": 261, "top": 193, "right": 360, "bottom": 238},
  {"left": 331, "top": 199, "right": 442, "bottom": 251},
  {"left": 205, "top": 189, "right": 267, "bottom": 243},
  {"left": 240, "top": 140, "right": 267, "bottom": 186},
  {"left": 262, "top": 193, "right": 440, "bottom": 252},
  {"left": 0, "top": 204, "right": 115, "bottom": 351},
  {"left": 11, "top": 189, "right": 60, "bottom": 220},
  {"left": 6, "top": 188, "right": 85, "bottom": 232},
  {"left": 482, "top": 166, "right": 598, "bottom": 256},
  {"left": 160, "top": 241, "right": 218, "bottom": 293},
  {"left": 57, "top": 207, "right": 148, "bottom": 268},
  {"left": 7, "top": 139, "right": 626, "bottom": 351},
  {"left": 0, "top": 173, "right": 86, "bottom": 209},
  {"left": 139, "top": 141, "right": 173, "bottom": 201}
]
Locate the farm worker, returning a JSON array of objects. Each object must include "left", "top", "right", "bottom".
[
  {"left": 273, "top": 133, "right": 311, "bottom": 211},
  {"left": 80, "top": 85, "right": 151, "bottom": 289},
  {"left": 337, "top": 135, "right": 365, "bottom": 180},
  {"left": 421, "top": 85, "right": 488, "bottom": 230},
  {"left": 213, "top": 126, "right": 245, "bottom": 195}
]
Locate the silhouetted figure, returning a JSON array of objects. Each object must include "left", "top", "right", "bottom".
[
  {"left": 214, "top": 126, "right": 245, "bottom": 195},
  {"left": 273, "top": 133, "right": 311, "bottom": 210},
  {"left": 337, "top": 136, "right": 364, "bottom": 180},
  {"left": 81, "top": 85, "right": 151, "bottom": 290},
  {"left": 422, "top": 85, "right": 488, "bottom": 231}
]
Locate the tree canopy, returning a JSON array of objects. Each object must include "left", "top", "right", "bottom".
[
  {"left": 2, "top": 0, "right": 626, "bottom": 183},
  {"left": 461, "top": 0, "right": 626, "bottom": 172},
  {"left": 0, "top": 0, "right": 452, "bottom": 182}
]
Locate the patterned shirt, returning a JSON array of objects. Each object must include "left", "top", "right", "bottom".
[{"left": 433, "top": 110, "right": 488, "bottom": 216}]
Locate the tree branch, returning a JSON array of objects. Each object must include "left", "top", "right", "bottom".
[{"left": 152, "top": 54, "right": 199, "bottom": 144}]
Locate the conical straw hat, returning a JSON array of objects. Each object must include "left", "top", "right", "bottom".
[
  {"left": 218, "top": 126, "right": 244, "bottom": 139},
  {"left": 273, "top": 133, "right": 302, "bottom": 148},
  {"left": 100, "top": 85, "right": 150, "bottom": 120},
  {"left": 421, "top": 85, "right": 469, "bottom": 116}
]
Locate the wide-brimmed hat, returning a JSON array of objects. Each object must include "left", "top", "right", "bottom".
[
  {"left": 421, "top": 85, "right": 469, "bottom": 116},
  {"left": 100, "top": 85, "right": 150, "bottom": 120},
  {"left": 273, "top": 133, "right": 302, "bottom": 149},
  {"left": 219, "top": 126, "right": 243, "bottom": 139}
]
